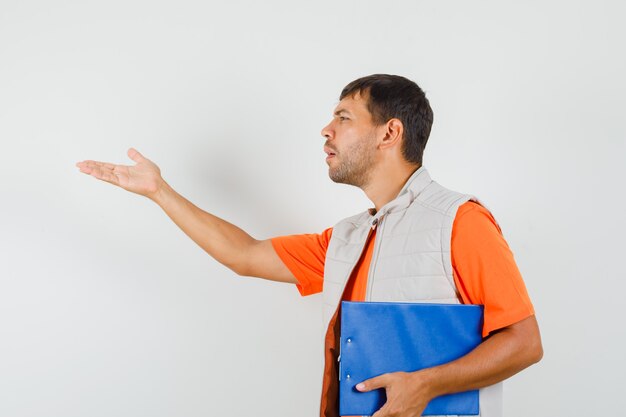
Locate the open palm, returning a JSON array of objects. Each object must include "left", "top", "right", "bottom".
[{"left": 76, "top": 148, "right": 163, "bottom": 199}]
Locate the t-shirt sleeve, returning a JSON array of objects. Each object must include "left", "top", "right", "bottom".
[
  {"left": 451, "top": 202, "right": 535, "bottom": 338},
  {"left": 270, "top": 227, "right": 332, "bottom": 296}
]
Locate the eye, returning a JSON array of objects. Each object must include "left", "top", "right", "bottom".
[{"left": 339, "top": 116, "right": 348, "bottom": 121}]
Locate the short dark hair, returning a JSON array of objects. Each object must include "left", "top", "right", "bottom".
[{"left": 340, "top": 74, "right": 433, "bottom": 165}]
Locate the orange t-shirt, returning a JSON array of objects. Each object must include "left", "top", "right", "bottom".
[{"left": 270, "top": 201, "right": 535, "bottom": 416}]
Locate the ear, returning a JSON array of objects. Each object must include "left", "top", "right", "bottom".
[{"left": 379, "top": 118, "right": 404, "bottom": 150}]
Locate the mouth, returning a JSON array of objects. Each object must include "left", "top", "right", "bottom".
[{"left": 324, "top": 147, "right": 337, "bottom": 160}]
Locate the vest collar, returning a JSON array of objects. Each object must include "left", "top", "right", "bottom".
[{"left": 366, "top": 166, "right": 432, "bottom": 228}]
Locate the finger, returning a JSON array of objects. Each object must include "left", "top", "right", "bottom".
[
  {"left": 127, "top": 147, "right": 146, "bottom": 164},
  {"left": 77, "top": 163, "right": 99, "bottom": 175},
  {"left": 76, "top": 160, "right": 117, "bottom": 171},
  {"left": 77, "top": 165, "right": 113, "bottom": 177},
  {"left": 88, "top": 166, "right": 120, "bottom": 185},
  {"left": 356, "top": 374, "right": 390, "bottom": 392},
  {"left": 92, "top": 161, "right": 117, "bottom": 170}
]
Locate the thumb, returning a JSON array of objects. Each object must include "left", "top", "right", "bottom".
[
  {"left": 356, "top": 374, "right": 390, "bottom": 392},
  {"left": 127, "top": 147, "right": 146, "bottom": 163}
]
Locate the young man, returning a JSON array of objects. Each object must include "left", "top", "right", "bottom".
[{"left": 76, "top": 74, "right": 542, "bottom": 417}]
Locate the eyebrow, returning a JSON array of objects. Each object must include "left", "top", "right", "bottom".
[{"left": 334, "top": 109, "right": 352, "bottom": 117}]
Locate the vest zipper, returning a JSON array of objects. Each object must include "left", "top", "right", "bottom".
[
  {"left": 365, "top": 216, "right": 385, "bottom": 302},
  {"left": 336, "top": 225, "right": 376, "bottom": 374}
]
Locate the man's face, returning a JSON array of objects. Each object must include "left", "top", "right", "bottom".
[{"left": 321, "top": 92, "right": 381, "bottom": 188}]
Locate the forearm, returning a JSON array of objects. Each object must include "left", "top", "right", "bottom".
[
  {"left": 151, "top": 180, "right": 257, "bottom": 274},
  {"left": 421, "top": 315, "right": 543, "bottom": 398}
]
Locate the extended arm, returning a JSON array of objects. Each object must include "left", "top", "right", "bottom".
[
  {"left": 151, "top": 180, "right": 295, "bottom": 281},
  {"left": 76, "top": 148, "right": 296, "bottom": 283}
]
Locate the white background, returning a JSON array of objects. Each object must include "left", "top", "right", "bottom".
[{"left": 1, "top": 1, "right": 625, "bottom": 416}]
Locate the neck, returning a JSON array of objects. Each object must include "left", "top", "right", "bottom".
[{"left": 362, "top": 163, "right": 420, "bottom": 213}]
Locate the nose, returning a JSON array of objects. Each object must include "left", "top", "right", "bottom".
[{"left": 321, "top": 120, "right": 333, "bottom": 140}]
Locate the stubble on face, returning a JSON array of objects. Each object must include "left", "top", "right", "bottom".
[{"left": 328, "top": 131, "right": 377, "bottom": 188}]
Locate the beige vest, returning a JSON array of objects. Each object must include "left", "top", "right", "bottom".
[{"left": 323, "top": 167, "right": 503, "bottom": 417}]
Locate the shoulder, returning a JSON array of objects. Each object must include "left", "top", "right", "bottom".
[
  {"left": 414, "top": 180, "right": 475, "bottom": 217},
  {"left": 454, "top": 201, "right": 502, "bottom": 235}
]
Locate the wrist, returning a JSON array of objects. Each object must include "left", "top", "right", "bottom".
[
  {"left": 413, "top": 366, "right": 446, "bottom": 400},
  {"left": 149, "top": 179, "right": 173, "bottom": 205}
]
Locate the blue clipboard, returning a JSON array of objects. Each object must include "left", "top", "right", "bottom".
[{"left": 339, "top": 301, "right": 483, "bottom": 416}]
